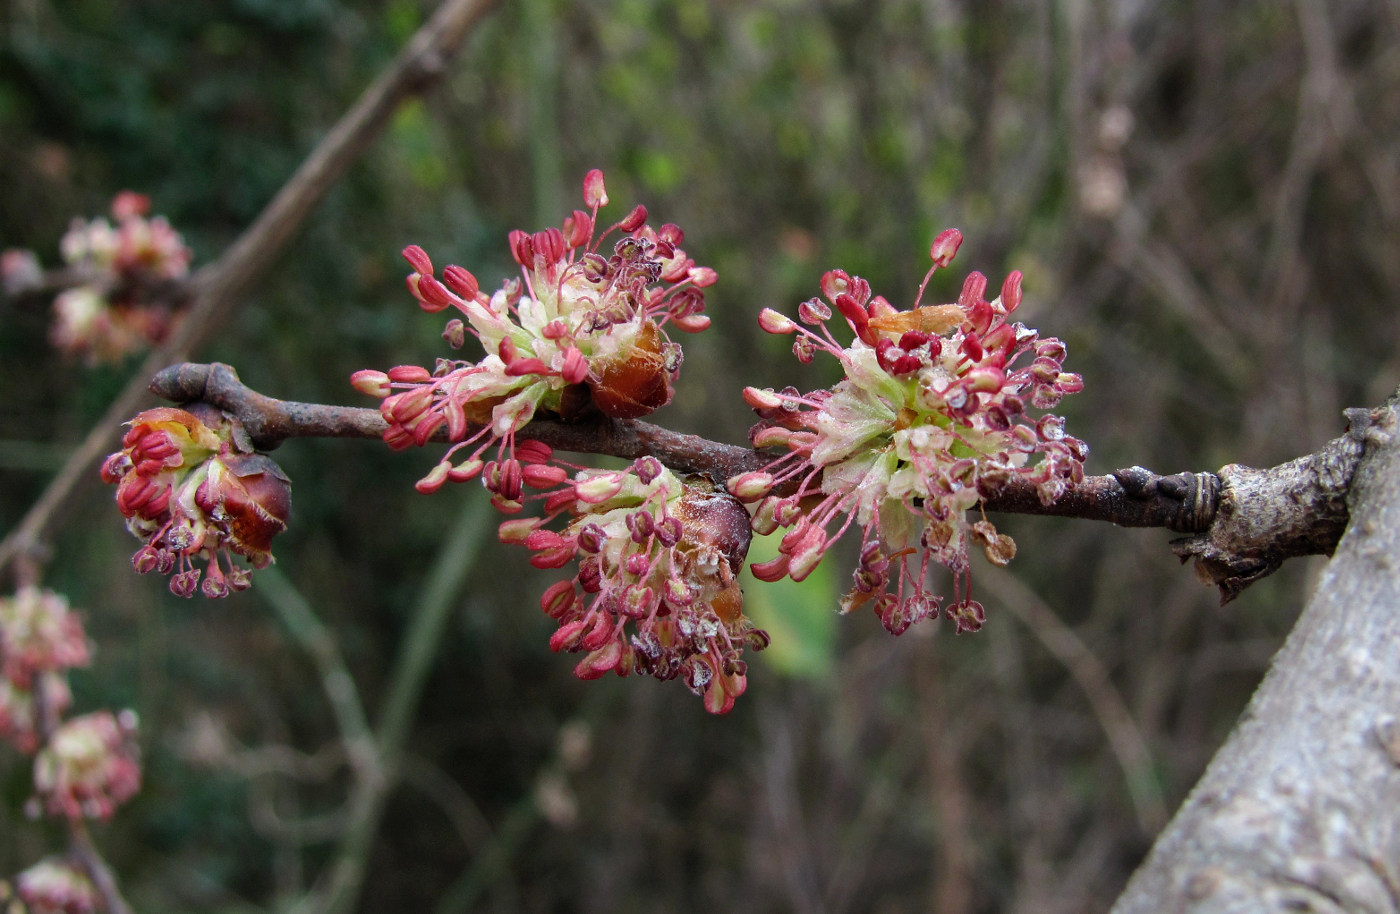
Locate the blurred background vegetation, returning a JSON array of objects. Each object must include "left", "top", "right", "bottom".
[{"left": 3, "top": 0, "right": 1398, "bottom": 911}]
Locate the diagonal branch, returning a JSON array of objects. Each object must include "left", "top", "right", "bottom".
[{"left": 0, "top": 0, "right": 502, "bottom": 583}]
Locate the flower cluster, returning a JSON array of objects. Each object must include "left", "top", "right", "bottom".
[
  {"left": 730, "top": 230, "right": 1086, "bottom": 635},
  {"left": 33, "top": 710, "right": 141, "bottom": 821},
  {"left": 0, "top": 587, "right": 90, "bottom": 689},
  {"left": 13, "top": 857, "right": 101, "bottom": 914},
  {"left": 41, "top": 191, "right": 192, "bottom": 365},
  {"left": 352, "top": 171, "right": 772, "bottom": 711},
  {"left": 0, "top": 588, "right": 89, "bottom": 753},
  {"left": 0, "top": 588, "right": 140, "bottom": 844},
  {"left": 100, "top": 405, "right": 292, "bottom": 598},
  {"left": 352, "top": 169, "right": 715, "bottom": 512},
  {"left": 505, "top": 455, "right": 767, "bottom": 714}
]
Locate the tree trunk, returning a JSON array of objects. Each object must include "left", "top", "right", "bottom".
[{"left": 1112, "top": 401, "right": 1400, "bottom": 912}]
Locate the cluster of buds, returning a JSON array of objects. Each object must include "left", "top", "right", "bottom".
[
  {"left": 33, "top": 710, "right": 141, "bottom": 821},
  {"left": 0, "top": 587, "right": 89, "bottom": 753},
  {"left": 729, "top": 230, "right": 1086, "bottom": 635},
  {"left": 352, "top": 169, "right": 715, "bottom": 511},
  {"left": 7, "top": 191, "right": 193, "bottom": 365},
  {"left": 100, "top": 404, "right": 292, "bottom": 598},
  {"left": 12, "top": 857, "right": 101, "bottom": 914},
  {"left": 502, "top": 455, "right": 767, "bottom": 714}
]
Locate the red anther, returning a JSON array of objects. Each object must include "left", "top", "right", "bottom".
[
  {"left": 534, "top": 227, "right": 565, "bottom": 263},
  {"left": 441, "top": 265, "right": 479, "bottom": 299},
  {"left": 416, "top": 274, "right": 453, "bottom": 312},
  {"left": 583, "top": 168, "right": 608, "bottom": 208},
  {"left": 565, "top": 210, "right": 593, "bottom": 249},
  {"left": 387, "top": 364, "right": 432, "bottom": 383},
  {"left": 402, "top": 244, "right": 434, "bottom": 276},
  {"left": 544, "top": 489, "right": 579, "bottom": 514},
  {"left": 505, "top": 357, "right": 552, "bottom": 377},
  {"left": 523, "top": 464, "right": 568, "bottom": 488},
  {"left": 958, "top": 271, "right": 988, "bottom": 308},
  {"left": 509, "top": 229, "right": 534, "bottom": 267},
  {"left": 688, "top": 266, "right": 717, "bottom": 287},
  {"left": 834, "top": 293, "right": 872, "bottom": 342},
  {"left": 618, "top": 204, "right": 648, "bottom": 233},
  {"left": 516, "top": 439, "right": 555, "bottom": 464},
  {"left": 898, "top": 330, "right": 931, "bottom": 351},
  {"left": 749, "top": 555, "right": 790, "bottom": 582},
  {"left": 671, "top": 313, "right": 711, "bottom": 333},
  {"left": 1000, "top": 270, "right": 1022, "bottom": 313},
  {"left": 929, "top": 228, "right": 963, "bottom": 267}
]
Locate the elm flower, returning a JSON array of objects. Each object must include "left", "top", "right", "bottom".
[
  {"left": 49, "top": 191, "right": 191, "bottom": 365},
  {"left": 0, "top": 587, "right": 90, "bottom": 689},
  {"left": 58, "top": 191, "right": 191, "bottom": 281},
  {"left": 511, "top": 457, "right": 768, "bottom": 714},
  {"left": 14, "top": 857, "right": 101, "bottom": 914},
  {"left": 33, "top": 710, "right": 140, "bottom": 821},
  {"left": 730, "top": 230, "right": 1086, "bottom": 635},
  {"left": 0, "top": 674, "right": 73, "bottom": 754},
  {"left": 100, "top": 405, "right": 292, "bottom": 598},
  {"left": 352, "top": 169, "right": 716, "bottom": 512}
]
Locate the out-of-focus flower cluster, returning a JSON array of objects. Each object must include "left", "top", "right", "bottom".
[
  {"left": 12, "top": 857, "right": 101, "bottom": 914},
  {"left": 503, "top": 453, "right": 768, "bottom": 714},
  {"left": 101, "top": 404, "right": 292, "bottom": 598},
  {"left": 0, "top": 587, "right": 89, "bottom": 754},
  {"left": 730, "top": 230, "right": 1086, "bottom": 636},
  {"left": 33, "top": 710, "right": 141, "bottom": 821},
  {"left": 0, "top": 587, "right": 140, "bottom": 908},
  {"left": 352, "top": 169, "right": 715, "bottom": 511},
  {"left": 2, "top": 191, "right": 192, "bottom": 366}
]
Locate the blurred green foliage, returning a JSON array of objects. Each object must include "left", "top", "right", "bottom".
[{"left": 4, "top": 0, "right": 1400, "bottom": 911}]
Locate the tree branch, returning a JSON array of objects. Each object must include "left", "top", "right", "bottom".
[
  {"left": 1111, "top": 395, "right": 1400, "bottom": 911},
  {"left": 0, "top": 0, "right": 502, "bottom": 583},
  {"left": 142, "top": 361, "right": 1373, "bottom": 599}
]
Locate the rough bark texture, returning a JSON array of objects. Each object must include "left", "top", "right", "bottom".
[
  {"left": 1112, "top": 402, "right": 1400, "bottom": 912},
  {"left": 1171, "top": 409, "right": 1370, "bottom": 603}
]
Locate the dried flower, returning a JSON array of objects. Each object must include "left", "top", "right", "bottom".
[
  {"left": 100, "top": 405, "right": 291, "bottom": 598},
  {"left": 15, "top": 857, "right": 100, "bottom": 914},
  {"left": 731, "top": 230, "right": 1086, "bottom": 634},
  {"left": 0, "top": 587, "right": 90, "bottom": 689},
  {"left": 354, "top": 169, "right": 715, "bottom": 511},
  {"left": 33, "top": 710, "right": 140, "bottom": 821},
  {"left": 511, "top": 456, "right": 767, "bottom": 714}
]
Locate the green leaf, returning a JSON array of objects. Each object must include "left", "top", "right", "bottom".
[{"left": 742, "top": 530, "right": 837, "bottom": 679}]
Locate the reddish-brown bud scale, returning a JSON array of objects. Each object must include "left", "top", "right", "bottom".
[{"left": 587, "top": 320, "right": 674, "bottom": 419}]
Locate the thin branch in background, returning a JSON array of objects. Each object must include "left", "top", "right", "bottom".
[
  {"left": 979, "top": 570, "right": 1168, "bottom": 835},
  {"left": 256, "top": 568, "right": 377, "bottom": 778},
  {"left": 0, "top": 0, "right": 503, "bottom": 583},
  {"left": 303, "top": 487, "right": 494, "bottom": 914}
]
